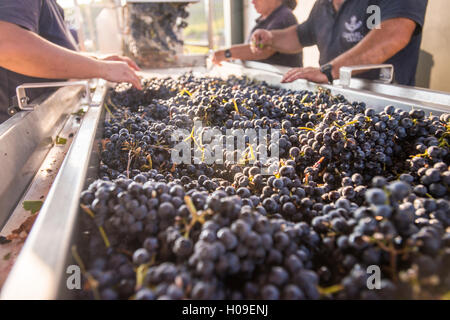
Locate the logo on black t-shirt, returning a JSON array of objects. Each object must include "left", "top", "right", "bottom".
[{"left": 343, "top": 15, "right": 364, "bottom": 43}]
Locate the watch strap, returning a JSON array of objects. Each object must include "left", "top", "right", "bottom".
[{"left": 320, "top": 64, "right": 334, "bottom": 84}]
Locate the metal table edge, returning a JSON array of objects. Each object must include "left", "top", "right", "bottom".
[{"left": 0, "top": 84, "right": 107, "bottom": 300}]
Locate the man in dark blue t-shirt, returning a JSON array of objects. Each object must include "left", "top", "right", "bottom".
[
  {"left": 0, "top": 0, "right": 142, "bottom": 123},
  {"left": 250, "top": 0, "right": 428, "bottom": 86}
]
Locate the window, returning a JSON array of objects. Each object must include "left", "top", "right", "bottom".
[{"left": 183, "top": 0, "right": 226, "bottom": 53}]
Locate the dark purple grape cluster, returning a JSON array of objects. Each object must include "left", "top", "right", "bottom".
[{"left": 76, "top": 74, "right": 450, "bottom": 300}]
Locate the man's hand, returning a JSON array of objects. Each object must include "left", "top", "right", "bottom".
[
  {"left": 250, "top": 29, "right": 273, "bottom": 54},
  {"left": 211, "top": 50, "right": 226, "bottom": 66},
  {"left": 100, "top": 54, "right": 141, "bottom": 72},
  {"left": 281, "top": 67, "right": 328, "bottom": 84},
  {"left": 83, "top": 53, "right": 142, "bottom": 89},
  {"left": 99, "top": 61, "right": 142, "bottom": 90}
]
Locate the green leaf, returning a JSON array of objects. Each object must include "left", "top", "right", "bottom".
[
  {"left": 22, "top": 200, "right": 43, "bottom": 214},
  {"left": 55, "top": 136, "right": 67, "bottom": 145},
  {"left": 71, "top": 108, "right": 86, "bottom": 117},
  {"left": 3, "top": 252, "right": 11, "bottom": 260}
]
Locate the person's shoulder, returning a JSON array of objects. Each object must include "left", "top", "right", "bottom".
[
  {"left": 276, "top": 5, "right": 298, "bottom": 23},
  {"left": 278, "top": 4, "right": 296, "bottom": 15},
  {"left": 0, "top": 0, "right": 43, "bottom": 33}
]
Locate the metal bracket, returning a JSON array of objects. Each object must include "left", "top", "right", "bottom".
[
  {"left": 339, "top": 64, "right": 394, "bottom": 87},
  {"left": 16, "top": 80, "right": 91, "bottom": 111}
]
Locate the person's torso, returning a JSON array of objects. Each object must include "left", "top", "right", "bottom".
[
  {"left": 249, "top": 5, "right": 303, "bottom": 68},
  {"left": 310, "top": 0, "right": 424, "bottom": 85},
  {"left": 0, "top": 0, "right": 78, "bottom": 122},
  {"left": 39, "top": 1, "right": 78, "bottom": 50}
]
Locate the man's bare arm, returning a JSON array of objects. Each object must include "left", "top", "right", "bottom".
[
  {"left": 281, "top": 17, "right": 417, "bottom": 83},
  {"left": 0, "top": 21, "right": 141, "bottom": 88},
  {"left": 328, "top": 18, "right": 416, "bottom": 79},
  {"left": 213, "top": 44, "right": 276, "bottom": 65},
  {"left": 230, "top": 44, "right": 276, "bottom": 61}
]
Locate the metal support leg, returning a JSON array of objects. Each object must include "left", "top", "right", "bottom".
[{"left": 205, "top": 0, "right": 214, "bottom": 50}]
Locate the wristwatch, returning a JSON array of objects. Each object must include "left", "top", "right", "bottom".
[
  {"left": 224, "top": 49, "right": 232, "bottom": 59},
  {"left": 320, "top": 63, "right": 334, "bottom": 84}
]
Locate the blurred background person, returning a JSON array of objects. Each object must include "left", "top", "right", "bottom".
[
  {"left": 212, "top": 0, "right": 303, "bottom": 68},
  {"left": 0, "top": 0, "right": 141, "bottom": 124}
]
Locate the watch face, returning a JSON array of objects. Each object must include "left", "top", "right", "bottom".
[{"left": 225, "top": 50, "right": 232, "bottom": 58}]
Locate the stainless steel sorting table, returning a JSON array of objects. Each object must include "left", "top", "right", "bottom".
[{"left": 1, "top": 62, "right": 449, "bottom": 299}]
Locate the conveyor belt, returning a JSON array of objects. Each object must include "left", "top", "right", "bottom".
[{"left": 1, "top": 62, "right": 449, "bottom": 299}]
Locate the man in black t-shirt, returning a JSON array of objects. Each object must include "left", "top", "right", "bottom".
[
  {"left": 251, "top": 0, "right": 428, "bottom": 86},
  {"left": 0, "top": 0, "right": 142, "bottom": 124}
]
